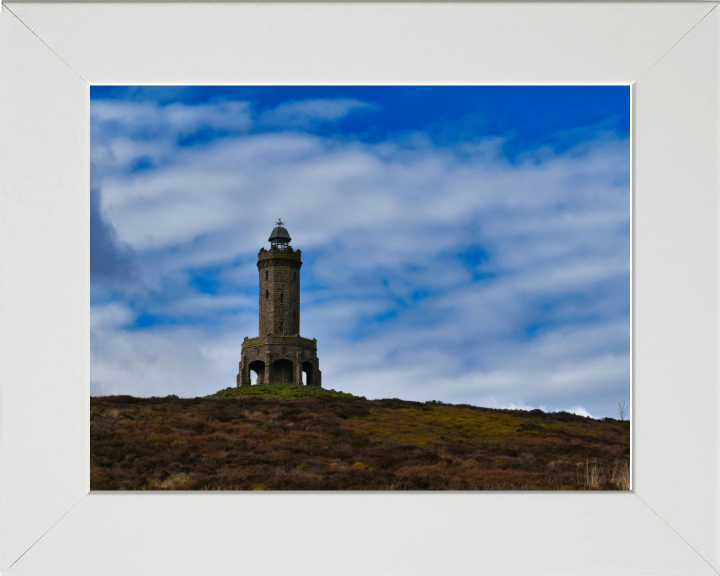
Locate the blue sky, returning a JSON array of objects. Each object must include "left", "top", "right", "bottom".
[{"left": 90, "top": 85, "right": 630, "bottom": 418}]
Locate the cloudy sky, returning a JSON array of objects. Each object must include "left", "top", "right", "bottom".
[{"left": 90, "top": 85, "right": 630, "bottom": 418}]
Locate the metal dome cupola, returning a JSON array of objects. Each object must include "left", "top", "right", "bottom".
[{"left": 268, "top": 219, "right": 292, "bottom": 250}]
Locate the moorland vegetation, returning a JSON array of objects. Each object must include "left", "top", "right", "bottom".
[{"left": 91, "top": 385, "right": 630, "bottom": 491}]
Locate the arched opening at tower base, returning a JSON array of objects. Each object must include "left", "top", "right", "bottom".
[
  {"left": 271, "top": 359, "right": 294, "bottom": 383},
  {"left": 302, "top": 361, "right": 314, "bottom": 387},
  {"left": 248, "top": 360, "right": 265, "bottom": 385}
]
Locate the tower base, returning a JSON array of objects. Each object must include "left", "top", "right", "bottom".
[{"left": 236, "top": 334, "right": 322, "bottom": 388}]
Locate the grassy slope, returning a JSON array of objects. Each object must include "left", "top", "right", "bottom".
[
  {"left": 206, "top": 384, "right": 360, "bottom": 400},
  {"left": 91, "top": 387, "right": 630, "bottom": 491}
]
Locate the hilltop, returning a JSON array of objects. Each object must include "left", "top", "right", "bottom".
[
  {"left": 206, "top": 383, "right": 360, "bottom": 400},
  {"left": 91, "top": 387, "right": 630, "bottom": 491}
]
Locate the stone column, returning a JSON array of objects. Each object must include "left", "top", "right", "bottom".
[
  {"left": 237, "top": 360, "right": 248, "bottom": 388},
  {"left": 266, "top": 355, "right": 274, "bottom": 383},
  {"left": 260, "top": 353, "right": 269, "bottom": 384},
  {"left": 295, "top": 353, "right": 303, "bottom": 385}
]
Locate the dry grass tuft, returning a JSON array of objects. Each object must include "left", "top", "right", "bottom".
[
  {"left": 610, "top": 460, "right": 630, "bottom": 491},
  {"left": 576, "top": 458, "right": 630, "bottom": 490}
]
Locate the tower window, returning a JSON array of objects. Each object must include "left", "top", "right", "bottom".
[
  {"left": 280, "top": 293, "right": 284, "bottom": 303},
  {"left": 266, "top": 290, "right": 269, "bottom": 299},
  {"left": 281, "top": 322, "right": 285, "bottom": 334},
  {"left": 265, "top": 271, "right": 268, "bottom": 280}
]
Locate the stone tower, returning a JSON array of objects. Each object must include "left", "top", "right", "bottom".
[{"left": 236, "top": 220, "right": 322, "bottom": 388}]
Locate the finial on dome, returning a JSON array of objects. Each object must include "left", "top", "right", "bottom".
[{"left": 269, "top": 220, "right": 291, "bottom": 249}]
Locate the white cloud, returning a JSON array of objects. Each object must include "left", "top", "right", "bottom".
[
  {"left": 91, "top": 326, "right": 240, "bottom": 398},
  {"left": 91, "top": 100, "right": 252, "bottom": 138},
  {"left": 567, "top": 406, "right": 595, "bottom": 418},
  {"left": 91, "top": 303, "right": 253, "bottom": 398},
  {"left": 260, "top": 98, "right": 375, "bottom": 128},
  {"left": 90, "top": 302, "right": 134, "bottom": 331}
]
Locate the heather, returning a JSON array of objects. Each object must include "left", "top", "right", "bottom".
[{"left": 91, "top": 392, "right": 630, "bottom": 491}]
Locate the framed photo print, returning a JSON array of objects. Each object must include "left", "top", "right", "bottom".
[{"left": 1, "top": 2, "right": 718, "bottom": 575}]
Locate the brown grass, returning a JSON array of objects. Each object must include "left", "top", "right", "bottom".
[
  {"left": 90, "top": 395, "right": 630, "bottom": 491},
  {"left": 576, "top": 458, "right": 630, "bottom": 491}
]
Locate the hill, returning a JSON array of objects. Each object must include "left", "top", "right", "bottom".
[
  {"left": 90, "top": 388, "right": 630, "bottom": 491},
  {"left": 206, "top": 383, "right": 360, "bottom": 400}
]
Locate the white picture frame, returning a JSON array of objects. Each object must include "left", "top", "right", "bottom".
[{"left": 0, "top": 2, "right": 718, "bottom": 574}]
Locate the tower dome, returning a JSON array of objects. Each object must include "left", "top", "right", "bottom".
[{"left": 268, "top": 219, "right": 291, "bottom": 249}]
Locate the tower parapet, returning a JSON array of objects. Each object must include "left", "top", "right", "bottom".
[
  {"left": 236, "top": 221, "right": 321, "bottom": 388},
  {"left": 258, "top": 245, "right": 302, "bottom": 261}
]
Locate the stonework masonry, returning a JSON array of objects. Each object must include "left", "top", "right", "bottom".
[
  {"left": 236, "top": 229, "right": 322, "bottom": 388},
  {"left": 258, "top": 247, "right": 301, "bottom": 337}
]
